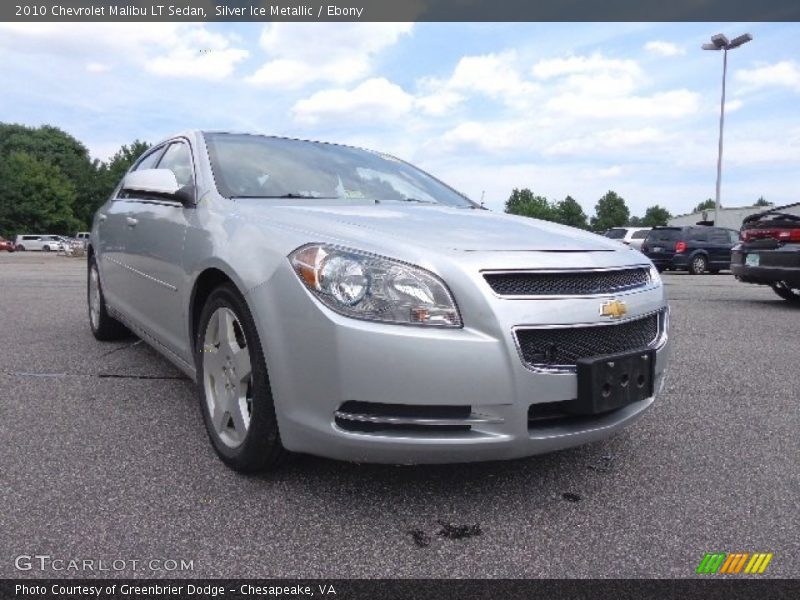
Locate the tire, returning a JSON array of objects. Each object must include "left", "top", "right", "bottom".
[
  {"left": 689, "top": 254, "right": 708, "bottom": 275},
  {"left": 17, "top": 245, "right": 25, "bottom": 251},
  {"left": 43, "top": 245, "right": 51, "bottom": 252},
  {"left": 195, "top": 283, "right": 286, "bottom": 472},
  {"left": 87, "top": 256, "right": 131, "bottom": 340},
  {"left": 771, "top": 282, "right": 800, "bottom": 304}
]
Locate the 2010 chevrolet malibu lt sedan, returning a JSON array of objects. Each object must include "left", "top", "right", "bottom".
[{"left": 88, "top": 131, "right": 670, "bottom": 472}]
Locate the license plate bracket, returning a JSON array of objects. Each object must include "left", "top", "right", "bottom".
[
  {"left": 574, "top": 349, "right": 655, "bottom": 415},
  {"left": 745, "top": 253, "right": 760, "bottom": 267}
]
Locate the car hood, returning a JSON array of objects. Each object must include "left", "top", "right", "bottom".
[{"left": 235, "top": 201, "right": 620, "bottom": 252}]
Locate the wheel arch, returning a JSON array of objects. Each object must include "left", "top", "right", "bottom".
[{"left": 189, "top": 265, "right": 254, "bottom": 351}]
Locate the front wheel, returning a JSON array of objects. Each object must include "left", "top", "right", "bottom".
[
  {"left": 42, "top": 245, "right": 51, "bottom": 252},
  {"left": 771, "top": 282, "right": 800, "bottom": 304},
  {"left": 196, "top": 284, "right": 286, "bottom": 472},
  {"left": 689, "top": 254, "right": 708, "bottom": 275}
]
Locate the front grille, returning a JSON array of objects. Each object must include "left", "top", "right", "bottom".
[
  {"left": 484, "top": 268, "right": 650, "bottom": 297},
  {"left": 516, "top": 313, "right": 660, "bottom": 370}
]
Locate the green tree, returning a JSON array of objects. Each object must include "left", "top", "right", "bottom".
[
  {"left": 87, "top": 140, "right": 152, "bottom": 217},
  {"left": 694, "top": 198, "right": 716, "bottom": 213},
  {"left": 0, "top": 123, "right": 96, "bottom": 227},
  {"left": 641, "top": 205, "right": 672, "bottom": 227},
  {"left": 590, "top": 190, "right": 630, "bottom": 231},
  {"left": 627, "top": 216, "right": 643, "bottom": 226},
  {"left": 0, "top": 151, "right": 80, "bottom": 234},
  {"left": 504, "top": 188, "right": 554, "bottom": 221},
  {"left": 553, "top": 195, "right": 588, "bottom": 229},
  {"left": 754, "top": 196, "right": 770, "bottom": 206}
]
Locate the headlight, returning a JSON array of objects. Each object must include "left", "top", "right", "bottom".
[
  {"left": 289, "top": 244, "right": 462, "bottom": 327},
  {"left": 648, "top": 264, "right": 662, "bottom": 286}
]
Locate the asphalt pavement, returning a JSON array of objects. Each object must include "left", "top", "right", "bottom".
[{"left": 1, "top": 252, "right": 797, "bottom": 578}]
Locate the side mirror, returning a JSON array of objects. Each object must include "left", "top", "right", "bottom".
[{"left": 122, "top": 169, "right": 193, "bottom": 204}]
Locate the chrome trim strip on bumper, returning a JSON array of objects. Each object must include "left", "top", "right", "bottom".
[{"left": 333, "top": 411, "right": 505, "bottom": 426}]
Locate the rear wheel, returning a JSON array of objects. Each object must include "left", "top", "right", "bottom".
[
  {"left": 195, "top": 284, "right": 286, "bottom": 472},
  {"left": 88, "top": 256, "right": 131, "bottom": 340},
  {"left": 771, "top": 282, "right": 800, "bottom": 304},
  {"left": 43, "top": 245, "right": 51, "bottom": 252},
  {"left": 17, "top": 245, "right": 26, "bottom": 251},
  {"left": 689, "top": 254, "right": 708, "bottom": 275}
]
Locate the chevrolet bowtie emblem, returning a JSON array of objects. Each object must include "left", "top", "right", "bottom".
[{"left": 600, "top": 299, "right": 628, "bottom": 319}]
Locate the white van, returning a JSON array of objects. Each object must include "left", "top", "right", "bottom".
[{"left": 14, "top": 234, "right": 64, "bottom": 252}]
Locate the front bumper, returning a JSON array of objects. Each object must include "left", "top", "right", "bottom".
[{"left": 247, "top": 260, "right": 670, "bottom": 464}]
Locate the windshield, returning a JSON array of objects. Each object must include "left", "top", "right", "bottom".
[
  {"left": 646, "top": 228, "right": 681, "bottom": 242},
  {"left": 605, "top": 228, "right": 626, "bottom": 239},
  {"left": 204, "top": 133, "right": 474, "bottom": 208}
]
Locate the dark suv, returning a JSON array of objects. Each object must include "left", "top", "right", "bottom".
[{"left": 641, "top": 226, "right": 739, "bottom": 274}]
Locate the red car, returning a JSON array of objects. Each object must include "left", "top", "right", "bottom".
[{"left": 0, "top": 237, "right": 15, "bottom": 252}]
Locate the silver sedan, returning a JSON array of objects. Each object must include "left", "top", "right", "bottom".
[{"left": 88, "top": 131, "right": 670, "bottom": 472}]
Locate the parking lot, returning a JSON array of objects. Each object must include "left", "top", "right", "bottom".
[{"left": 1, "top": 251, "right": 797, "bottom": 578}]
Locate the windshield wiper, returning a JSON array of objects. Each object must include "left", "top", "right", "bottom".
[{"left": 398, "top": 197, "right": 437, "bottom": 204}]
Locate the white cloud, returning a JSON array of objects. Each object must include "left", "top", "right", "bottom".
[
  {"left": 86, "top": 62, "right": 110, "bottom": 74},
  {"left": 644, "top": 41, "right": 685, "bottom": 57},
  {"left": 532, "top": 53, "right": 641, "bottom": 80},
  {"left": 292, "top": 78, "right": 414, "bottom": 125},
  {"left": 546, "top": 128, "right": 669, "bottom": 156},
  {"left": 547, "top": 89, "right": 699, "bottom": 119},
  {"left": 247, "top": 23, "right": 413, "bottom": 89},
  {"left": 416, "top": 51, "right": 539, "bottom": 113},
  {"left": 735, "top": 61, "right": 800, "bottom": 93},
  {"left": 438, "top": 121, "right": 533, "bottom": 153},
  {"left": 0, "top": 23, "right": 248, "bottom": 81}
]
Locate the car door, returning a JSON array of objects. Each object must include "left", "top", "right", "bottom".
[
  {"left": 122, "top": 139, "right": 196, "bottom": 360},
  {"left": 708, "top": 228, "right": 734, "bottom": 268},
  {"left": 96, "top": 145, "right": 166, "bottom": 319}
]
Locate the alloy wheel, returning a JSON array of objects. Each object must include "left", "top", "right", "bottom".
[
  {"left": 88, "top": 264, "right": 101, "bottom": 330},
  {"left": 202, "top": 307, "right": 253, "bottom": 448}
]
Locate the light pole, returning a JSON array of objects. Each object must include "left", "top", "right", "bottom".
[{"left": 702, "top": 32, "right": 752, "bottom": 224}]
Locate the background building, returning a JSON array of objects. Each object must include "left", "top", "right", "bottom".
[{"left": 668, "top": 202, "right": 800, "bottom": 230}]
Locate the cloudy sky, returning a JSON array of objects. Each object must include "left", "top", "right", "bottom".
[{"left": 1, "top": 22, "right": 798, "bottom": 216}]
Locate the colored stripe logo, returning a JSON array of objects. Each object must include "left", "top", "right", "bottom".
[{"left": 696, "top": 552, "right": 773, "bottom": 574}]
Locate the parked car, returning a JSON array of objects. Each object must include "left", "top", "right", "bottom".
[
  {"left": 731, "top": 211, "right": 800, "bottom": 303},
  {"left": 641, "top": 225, "right": 739, "bottom": 274},
  {"left": 89, "top": 131, "right": 670, "bottom": 472},
  {"left": 74, "top": 232, "right": 90, "bottom": 247},
  {"left": 14, "top": 234, "right": 64, "bottom": 252},
  {"left": 604, "top": 227, "right": 652, "bottom": 250},
  {"left": 0, "top": 236, "right": 15, "bottom": 252}
]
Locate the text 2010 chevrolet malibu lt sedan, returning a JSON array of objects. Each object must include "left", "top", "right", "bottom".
[{"left": 88, "top": 131, "right": 670, "bottom": 472}]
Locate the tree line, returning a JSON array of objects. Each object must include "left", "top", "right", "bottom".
[
  {"left": 504, "top": 188, "right": 672, "bottom": 231},
  {"left": 0, "top": 123, "right": 150, "bottom": 236}
]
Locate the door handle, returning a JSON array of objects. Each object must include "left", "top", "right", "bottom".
[{"left": 126, "top": 216, "right": 138, "bottom": 227}]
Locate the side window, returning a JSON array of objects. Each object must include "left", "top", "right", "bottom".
[
  {"left": 157, "top": 142, "right": 194, "bottom": 188},
  {"left": 689, "top": 230, "right": 708, "bottom": 242},
  {"left": 709, "top": 229, "right": 731, "bottom": 244},
  {"left": 632, "top": 230, "right": 648, "bottom": 239},
  {"left": 117, "top": 147, "right": 163, "bottom": 199},
  {"left": 132, "top": 148, "right": 162, "bottom": 172}
]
